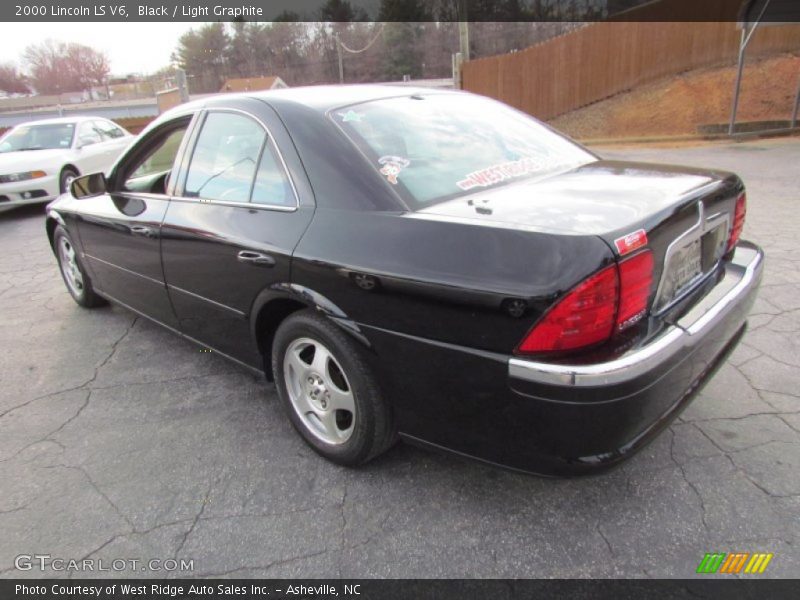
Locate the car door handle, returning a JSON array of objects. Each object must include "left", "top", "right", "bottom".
[
  {"left": 130, "top": 225, "right": 155, "bottom": 238},
  {"left": 237, "top": 250, "right": 276, "bottom": 267}
]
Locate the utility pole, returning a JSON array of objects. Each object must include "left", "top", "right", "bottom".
[
  {"left": 458, "top": 0, "right": 470, "bottom": 61},
  {"left": 729, "top": 25, "right": 750, "bottom": 136},
  {"left": 335, "top": 32, "right": 344, "bottom": 84},
  {"left": 729, "top": 0, "right": 771, "bottom": 135},
  {"left": 175, "top": 68, "right": 189, "bottom": 103}
]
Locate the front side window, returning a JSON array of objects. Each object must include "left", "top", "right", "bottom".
[
  {"left": 0, "top": 122, "right": 75, "bottom": 152},
  {"left": 332, "top": 93, "right": 595, "bottom": 208},
  {"left": 184, "top": 112, "right": 266, "bottom": 203},
  {"left": 121, "top": 120, "right": 190, "bottom": 193}
]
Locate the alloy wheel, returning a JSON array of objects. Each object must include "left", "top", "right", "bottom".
[
  {"left": 58, "top": 237, "right": 84, "bottom": 296},
  {"left": 283, "top": 337, "right": 355, "bottom": 445}
]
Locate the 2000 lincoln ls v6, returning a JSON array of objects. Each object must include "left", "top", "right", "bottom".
[{"left": 45, "top": 86, "right": 763, "bottom": 476}]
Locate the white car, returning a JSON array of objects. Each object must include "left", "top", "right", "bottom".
[{"left": 0, "top": 116, "right": 133, "bottom": 213}]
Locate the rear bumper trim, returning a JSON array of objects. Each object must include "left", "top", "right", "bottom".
[{"left": 508, "top": 243, "right": 763, "bottom": 387}]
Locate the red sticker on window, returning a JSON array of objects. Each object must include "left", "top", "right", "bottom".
[
  {"left": 456, "top": 157, "right": 553, "bottom": 191},
  {"left": 614, "top": 229, "right": 648, "bottom": 255}
]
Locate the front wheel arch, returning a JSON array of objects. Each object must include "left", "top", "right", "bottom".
[
  {"left": 53, "top": 224, "right": 105, "bottom": 308},
  {"left": 59, "top": 165, "right": 80, "bottom": 193},
  {"left": 46, "top": 217, "right": 59, "bottom": 252}
]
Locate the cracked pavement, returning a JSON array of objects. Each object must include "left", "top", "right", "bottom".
[{"left": 0, "top": 138, "right": 798, "bottom": 579}]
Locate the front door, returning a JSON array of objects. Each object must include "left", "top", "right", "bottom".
[
  {"left": 75, "top": 115, "right": 196, "bottom": 328},
  {"left": 160, "top": 106, "right": 313, "bottom": 367}
]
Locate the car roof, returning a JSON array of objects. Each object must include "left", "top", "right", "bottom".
[
  {"left": 179, "top": 84, "right": 462, "bottom": 116},
  {"left": 252, "top": 84, "right": 459, "bottom": 113},
  {"left": 146, "top": 84, "right": 466, "bottom": 142}
]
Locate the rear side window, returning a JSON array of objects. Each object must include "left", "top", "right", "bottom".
[
  {"left": 77, "top": 122, "right": 102, "bottom": 146},
  {"left": 251, "top": 142, "right": 294, "bottom": 207},
  {"left": 94, "top": 120, "right": 126, "bottom": 140},
  {"left": 184, "top": 112, "right": 265, "bottom": 203}
]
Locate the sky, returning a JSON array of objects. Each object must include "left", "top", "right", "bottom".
[{"left": 0, "top": 22, "right": 199, "bottom": 76}]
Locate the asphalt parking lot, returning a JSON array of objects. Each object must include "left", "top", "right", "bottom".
[{"left": 1, "top": 138, "right": 798, "bottom": 579}]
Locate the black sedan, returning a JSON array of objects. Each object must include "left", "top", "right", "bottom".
[{"left": 45, "top": 86, "right": 763, "bottom": 476}]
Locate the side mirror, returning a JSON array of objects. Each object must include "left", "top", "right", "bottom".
[{"left": 70, "top": 173, "right": 107, "bottom": 199}]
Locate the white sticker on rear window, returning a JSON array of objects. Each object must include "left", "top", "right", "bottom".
[{"left": 378, "top": 155, "right": 410, "bottom": 185}]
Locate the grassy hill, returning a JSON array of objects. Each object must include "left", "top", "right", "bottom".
[{"left": 550, "top": 52, "right": 799, "bottom": 140}]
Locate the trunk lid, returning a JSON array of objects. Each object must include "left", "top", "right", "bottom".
[
  {"left": 416, "top": 160, "right": 732, "bottom": 236},
  {"left": 415, "top": 159, "right": 744, "bottom": 336}
]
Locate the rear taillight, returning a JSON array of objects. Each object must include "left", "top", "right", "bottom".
[
  {"left": 516, "top": 265, "right": 618, "bottom": 354},
  {"left": 516, "top": 250, "right": 654, "bottom": 355},
  {"left": 727, "top": 192, "right": 746, "bottom": 253}
]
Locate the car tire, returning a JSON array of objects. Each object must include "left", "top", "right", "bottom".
[
  {"left": 53, "top": 225, "right": 105, "bottom": 308},
  {"left": 272, "top": 309, "right": 397, "bottom": 466},
  {"left": 59, "top": 168, "right": 79, "bottom": 194}
]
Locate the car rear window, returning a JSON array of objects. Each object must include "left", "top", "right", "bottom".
[{"left": 331, "top": 93, "right": 595, "bottom": 208}]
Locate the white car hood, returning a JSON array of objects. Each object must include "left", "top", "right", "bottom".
[{"left": 0, "top": 149, "right": 68, "bottom": 174}]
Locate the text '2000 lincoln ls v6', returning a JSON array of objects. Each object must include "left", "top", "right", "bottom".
[{"left": 46, "top": 86, "right": 763, "bottom": 476}]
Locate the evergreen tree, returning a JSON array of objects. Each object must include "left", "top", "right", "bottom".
[{"left": 378, "top": 1, "right": 431, "bottom": 81}]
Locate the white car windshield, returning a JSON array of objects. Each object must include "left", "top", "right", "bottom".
[
  {"left": 0, "top": 123, "right": 76, "bottom": 153},
  {"left": 332, "top": 93, "right": 595, "bottom": 208}
]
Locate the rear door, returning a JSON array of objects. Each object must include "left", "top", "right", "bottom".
[
  {"left": 93, "top": 119, "right": 134, "bottom": 164},
  {"left": 160, "top": 101, "right": 314, "bottom": 367},
  {"left": 74, "top": 121, "right": 108, "bottom": 175}
]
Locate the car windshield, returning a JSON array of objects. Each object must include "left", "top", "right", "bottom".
[
  {"left": 332, "top": 93, "right": 595, "bottom": 208},
  {"left": 0, "top": 123, "right": 76, "bottom": 153}
]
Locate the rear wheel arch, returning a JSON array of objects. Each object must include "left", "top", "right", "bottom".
[
  {"left": 251, "top": 286, "right": 370, "bottom": 381},
  {"left": 254, "top": 296, "right": 308, "bottom": 380}
]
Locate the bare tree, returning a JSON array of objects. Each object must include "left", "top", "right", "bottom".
[
  {"left": 66, "top": 43, "right": 110, "bottom": 89},
  {"left": 0, "top": 63, "right": 29, "bottom": 94},
  {"left": 23, "top": 40, "right": 110, "bottom": 94},
  {"left": 23, "top": 40, "right": 63, "bottom": 93}
]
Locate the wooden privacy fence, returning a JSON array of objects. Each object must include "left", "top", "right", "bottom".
[{"left": 462, "top": 21, "right": 800, "bottom": 121}]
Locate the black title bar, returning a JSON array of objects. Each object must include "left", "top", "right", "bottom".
[{"left": 3, "top": 0, "right": 800, "bottom": 22}]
